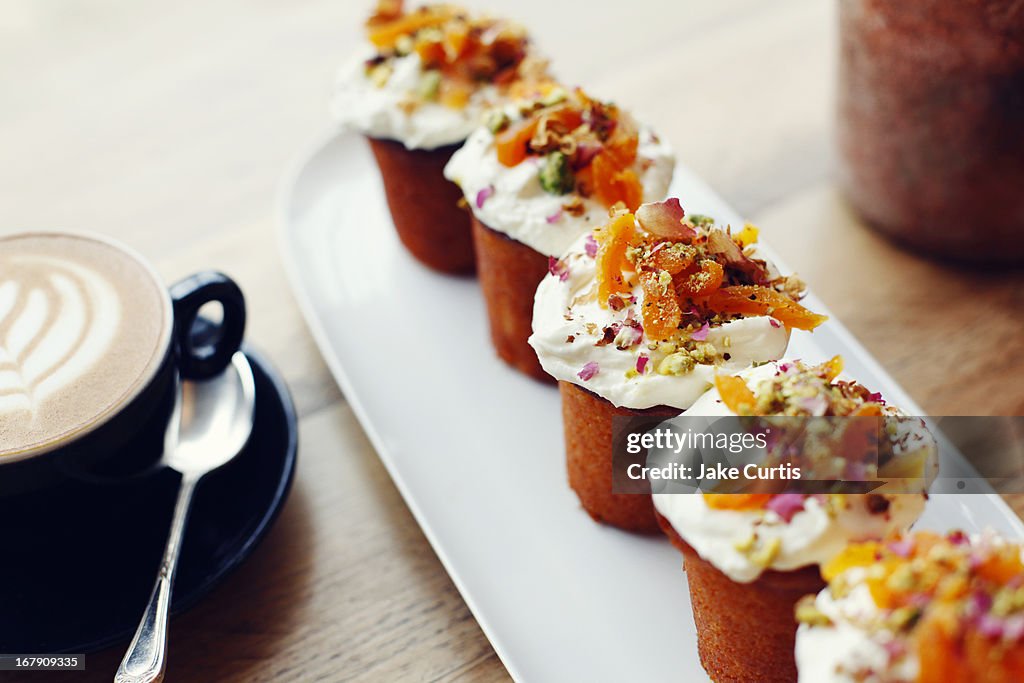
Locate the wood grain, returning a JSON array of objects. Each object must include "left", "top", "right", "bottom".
[{"left": 1, "top": 0, "right": 1021, "bottom": 680}]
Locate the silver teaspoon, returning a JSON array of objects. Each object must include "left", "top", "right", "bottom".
[{"left": 115, "top": 352, "right": 256, "bottom": 683}]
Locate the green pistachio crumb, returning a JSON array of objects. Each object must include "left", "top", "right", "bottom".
[
  {"left": 795, "top": 596, "right": 833, "bottom": 627},
  {"left": 485, "top": 109, "right": 510, "bottom": 134},
  {"left": 539, "top": 151, "right": 575, "bottom": 195},
  {"left": 750, "top": 537, "right": 782, "bottom": 568},
  {"left": 539, "top": 87, "right": 569, "bottom": 107},
  {"left": 733, "top": 534, "right": 756, "bottom": 552},
  {"left": 658, "top": 352, "right": 696, "bottom": 376},
  {"left": 417, "top": 70, "right": 443, "bottom": 100}
]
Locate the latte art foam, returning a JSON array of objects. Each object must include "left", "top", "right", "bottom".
[
  {"left": 0, "top": 256, "right": 121, "bottom": 414},
  {"left": 0, "top": 233, "right": 171, "bottom": 459}
]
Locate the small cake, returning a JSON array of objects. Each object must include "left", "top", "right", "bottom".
[
  {"left": 529, "top": 201, "right": 825, "bottom": 532},
  {"left": 797, "top": 531, "right": 1024, "bottom": 682},
  {"left": 654, "top": 357, "right": 938, "bottom": 683},
  {"left": 332, "top": 1, "right": 546, "bottom": 273},
  {"left": 444, "top": 86, "right": 674, "bottom": 381}
]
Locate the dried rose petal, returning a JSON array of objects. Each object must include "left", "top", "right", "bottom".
[
  {"left": 886, "top": 539, "right": 915, "bottom": 558},
  {"left": 578, "top": 361, "right": 600, "bottom": 381},
  {"left": 636, "top": 354, "right": 649, "bottom": 374},
  {"left": 547, "top": 256, "right": 570, "bottom": 281},
  {"left": 769, "top": 318, "right": 782, "bottom": 329},
  {"left": 573, "top": 141, "right": 602, "bottom": 169},
  {"left": 766, "top": 494, "right": 806, "bottom": 523},
  {"left": 475, "top": 185, "right": 495, "bottom": 209},
  {"left": 691, "top": 322, "right": 710, "bottom": 341},
  {"left": 546, "top": 209, "right": 563, "bottom": 224},
  {"left": 636, "top": 198, "right": 695, "bottom": 240},
  {"left": 584, "top": 234, "right": 598, "bottom": 258}
]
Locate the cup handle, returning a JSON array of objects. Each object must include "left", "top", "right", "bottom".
[{"left": 169, "top": 272, "right": 246, "bottom": 380}]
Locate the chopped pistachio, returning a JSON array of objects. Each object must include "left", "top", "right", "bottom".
[
  {"left": 689, "top": 342, "right": 719, "bottom": 364},
  {"left": 539, "top": 87, "right": 569, "bottom": 107},
  {"left": 539, "top": 151, "right": 575, "bottom": 195},
  {"left": 658, "top": 352, "right": 696, "bottom": 376},
  {"left": 886, "top": 565, "right": 916, "bottom": 593},
  {"left": 689, "top": 214, "right": 715, "bottom": 227},
  {"left": 733, "top": 534, "right": 756, "bottom": 553},
  {"left": 368, "top": 63, "right": 394, "bottom": 88},
  {"left": 417, "top": 70, "right": 443, "bottom": 100},
  {"left": 750, "top": 537, "right": 782, "bottom": 568},
  {"left": 795, "top": 595, "right": 833, "bottom": 627},
  {"left": 485, "top": 109, "right": 510, "bottom": 134},
  {"left": 625, "top": 368, "right": 638, "bottom": 379},
  {"left": 888, "top": 606, "right": 921, "bottom": 632},
  {"left": 657, "top": 270, "right": 673, "bottom": 292},
  {"left": 395, "top": 34, "right": 414, "bottom": 55}
]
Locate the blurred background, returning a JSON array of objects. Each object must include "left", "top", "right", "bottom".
[{"left": 0, "top": 1, "right": 1021, "bottom": 680}]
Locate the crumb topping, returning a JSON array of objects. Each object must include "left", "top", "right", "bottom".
[
  {"left": 362, "top": 1, "right": 543, "bottom": 112},
  {"left": 804, "top": 531, "right": 1024, "bottom": 682}
]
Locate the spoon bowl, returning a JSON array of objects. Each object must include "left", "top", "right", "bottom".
[{"left": 164, "top": 353, "right": 256, "bottom": 474}]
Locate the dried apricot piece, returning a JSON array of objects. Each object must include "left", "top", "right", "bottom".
[
  {"left": 648, "top": 244, "right": 694, "bottom": 275},
  {"left": 495, "top": 116, "right": 540, "bottom": 167},
  {"left": 915, "top": 607, "right": 972, "bottom": 683},
  {"left": 443, "top": 22, "right": 470, "bottom": 59},
  {"left": 676, "top": 259, "right": 725, "bottom": 299},
  {"left": 440, "top": 80, "right": 471, "bottom": 109},
  {"left": 975, "top": 550, "right": 1024, "bottom": 585},
  {"left": 603, "top": 125, "right": 639, "bottom": 168},
  {"left": 707, "top": 285, "right": 828, "bottom": 331},
  {"left": 595, "top": 213, "right": 640, "bottom": 305},
  {"left": 540, "top": 104, "right": 584, "bottom": 133},
  {"left": 368, "top": 8, "right": 451, "bottom": 48},
  {"left": 822, "top": 541, "right": 882, "bottom": 581},
  {"left": 715, "top": 374, "right": 757, "bottom": 415},
  {"left": 592, "top": 154, "right": 643, "bottom": 210},
  {"left": 639, "top": 270, "right": 682, "bottom": 341},
  {"left": 704, "top": 493, "right": 772, "bottom": 510},
  {"left": 415, "top": 39, "right": 446, "bottom": 67},
  {"left": 819, "top": 355, "right": 844, "bottom": 382}
]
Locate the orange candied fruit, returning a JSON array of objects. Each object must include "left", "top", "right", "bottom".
[
  {"left": 595, "top": 213, "right": 642, "bottom": 305},
  {"left": 638, "top": 270, "right": 682, "bottom": 341},
  {"left": 707, "top": 285, "right": 829, "bottom": 331},
  {"left": 495, "top": 117, "right": 540, "bottom": 167},
  {"left": 367, "top": 6, "right": 452, "bottom": 48},
  {"left": 715, "top": 374, "right": 757, "bottom": 415},
  {"left": 704, "top": 493, "right": 773, "bottom": 511},
  {"left": 592, "top": 153, "right": 643, "bottom": 211}
]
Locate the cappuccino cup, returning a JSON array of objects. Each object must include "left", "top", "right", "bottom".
[{"left": 0, "top": 231, "right": 246, "bottom": 495}]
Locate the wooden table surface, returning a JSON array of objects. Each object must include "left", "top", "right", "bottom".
[{"left": 2, "top": 0, "right": 1022, "bottom": 680}]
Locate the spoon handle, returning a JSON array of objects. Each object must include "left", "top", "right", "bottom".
[{"left": 115, "top": 474, "right": 199, "bottom": 683}]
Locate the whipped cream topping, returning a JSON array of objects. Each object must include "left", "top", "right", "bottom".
[
  {"left": 529, "top": 232, "right": 790, "bottom": 409},
  {"left": 333, "top": 48, "right": 499, "bottom": 149},
  {"left": 443, "top": 114, "right": 675, "bottom": 256},
  {"left": 653, "top": 361, "right": 932, "bottom": 582},
  {"left": 796, "top": 575, "right": 915, "bottom": 683},
  {"left": 655, "top": 493, "right": 925, "bottom": 583}
]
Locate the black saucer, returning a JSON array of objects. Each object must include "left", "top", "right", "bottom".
[{"left": 0, "top": 348, "right": 298, "bottom": 654}]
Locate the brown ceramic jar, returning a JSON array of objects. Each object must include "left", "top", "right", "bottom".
[{"left": 837, "top": 0, "right": 1024, "bottom": 264}]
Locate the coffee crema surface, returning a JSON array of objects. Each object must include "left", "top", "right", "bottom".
[{"left": 0, "top": 233, "right": 171, "bottom": 459}]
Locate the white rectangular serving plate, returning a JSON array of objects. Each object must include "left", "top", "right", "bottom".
[{"left": 278, "top": 130, "right": 1024, "bottom": 682}]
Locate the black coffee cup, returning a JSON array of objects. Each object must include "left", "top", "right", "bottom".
[{"left": 0, "top": 232, "right": 246, "bottom": 497}]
